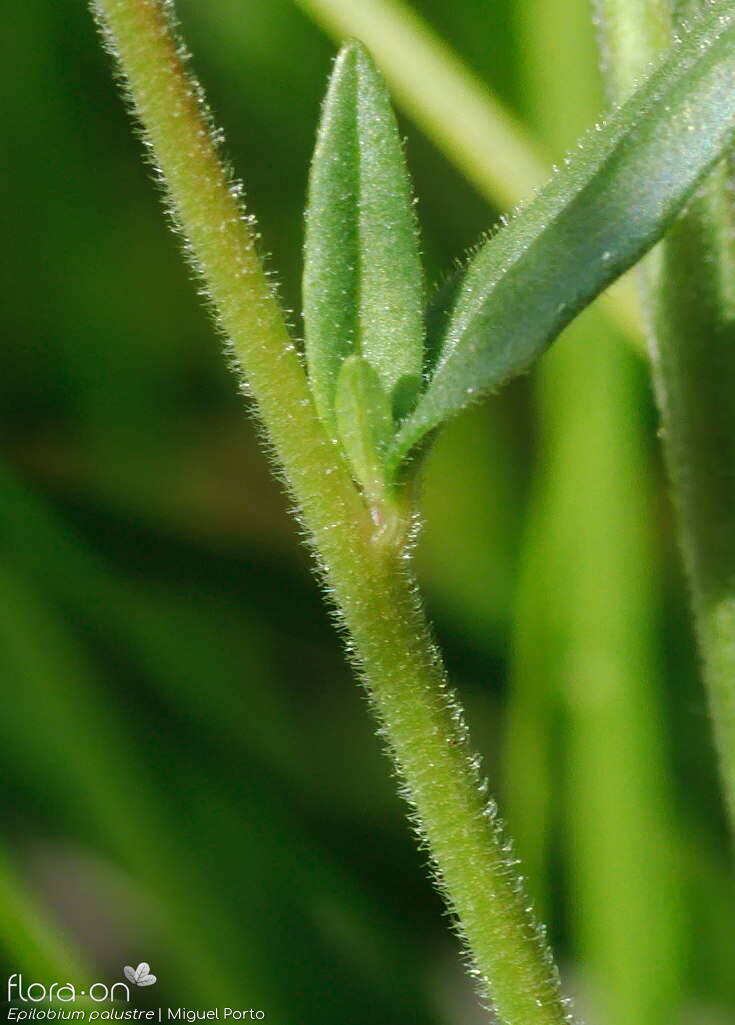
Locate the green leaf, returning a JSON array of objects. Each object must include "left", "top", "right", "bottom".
[
  {"left": 386, "top": 1, "right": 735, "bottom": 475},
  {"left": 303, "top": 39, "right": 424, "bottom": 432},
  {"left": 334, "top": 355, "right": 393, "bottom": 505}
]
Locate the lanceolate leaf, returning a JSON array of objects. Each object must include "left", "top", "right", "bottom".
[
  {"left": 386, "top": 1, "right": 735, "bottom": 476},
  {"left": 303, "top": 40, "right": 424, "bottom": 432}
]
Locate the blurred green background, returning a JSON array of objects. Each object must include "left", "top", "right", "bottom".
[{"left": 2, "top": 1, "right": 734, "bottom": 1023}]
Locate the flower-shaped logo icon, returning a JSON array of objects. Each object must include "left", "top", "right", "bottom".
[{"left": 123, "top": 963, "right": 157, "bottom": 987}]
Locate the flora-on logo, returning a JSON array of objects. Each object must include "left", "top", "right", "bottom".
[
  {"left": 7, "top": 974, "right": 130, "bottom": 1003},
  {"left": 123, "top": 964, "right": 157, "bottom": 988}
]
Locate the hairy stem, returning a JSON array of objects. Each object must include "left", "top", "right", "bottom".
[
  {"left": 89, "top": 1, "right": 570, "bottom": 1021},
  {"left": 595, "top": 0, "right": 735, "bottom": 833}
]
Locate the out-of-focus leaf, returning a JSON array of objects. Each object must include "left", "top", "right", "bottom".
[
  {"left": 387, "top": 1, "right": 735, "bottom": 474},
  {"left": 303, "top": 39, "right": 424, "bottom": 430},
  {"left": 0, "top": 849, "right": 89, "bottom": 984},
  {"left": 0, "top": 566, "right": 272, "bottom": 1008}
]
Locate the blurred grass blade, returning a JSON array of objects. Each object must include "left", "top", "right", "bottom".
[
  {"left": 0, "top": 850, "right": 89, "bottom": 984},
  {"left": 335, "top": 355, "right": 393, "bottom": 503},
  {"left": 388, "top": 1, "right": 735, "bottom": 473},
  {"left": 522, "top": 317, "right": 684, "bottom": 1025},
  {"left": 0, "top": 463, "right": 296, "bottom": 766},
  {"left": 0, "top": 564, "right": 274, "bottom": 1008},
  {"left": 304, "top": 40, "right": 424, "bottom": 429},
  {"left": 507, "top": 3, "right": 685, "bottom": 1020},
  {"left": 502, "top": 484, "right": 560, "bottom": 922}
]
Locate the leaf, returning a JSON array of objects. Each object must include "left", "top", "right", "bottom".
[
  {"left": 303, "top": 39, "right": 424, "bottom": 432},
  {"left": 334, "top": 355, "right": 393, "bottom": 505},
  {"left": 386, "top": 1, "right": 735, "bottom": 475},
  {"left": 124, "top": 963, "right": 157, "bottom": 986}
]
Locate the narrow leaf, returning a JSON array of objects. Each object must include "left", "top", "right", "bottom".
[
  {"left": 387, "top": 2, "right": 735, "bottom": 474},
  {"left": 334, "top": 355, "right": 393, "bottom": 505},
  {"left": 304, "top": 39, "right": 424, "bottom": 430}
]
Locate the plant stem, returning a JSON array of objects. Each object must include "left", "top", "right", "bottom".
[
  {"left": 90, "top": 1, "right": 571, "bottom": 1021},
  {"left": 652, "top": 177, "right": 735, "bottom": 833},
  {"left": 294, "top": 0, "right": 643, "bottom": 343},
  {"left": 592, "top": 0, "right": 671, "bottom": 100},
  {"left": 595, "top": 0, "right": 735, "bottom": 833}
]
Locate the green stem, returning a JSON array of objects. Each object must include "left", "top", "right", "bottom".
[
  {"left": 652, "top": 180, "right": 735, "bottom": 833},
  {"left": 595, "top": 0, "right": 735, "bottom": 833},
  {"left": 294, "top": 0, "right": 643, "bottom": 343},
  {"left": 89, "top": 1, "right": 570, "bottom": 1021},
  {"left": 592, "top": 0, "right": 671, "bottom": 100}
]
